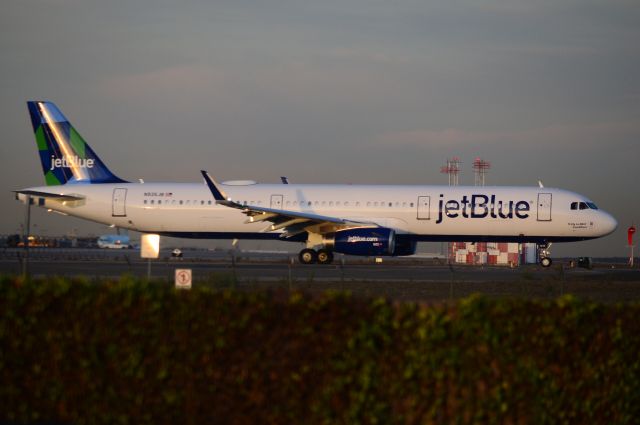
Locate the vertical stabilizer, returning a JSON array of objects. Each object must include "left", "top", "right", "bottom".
[{"left": 27, "top": 101, "right": 127, "bottom": 185}]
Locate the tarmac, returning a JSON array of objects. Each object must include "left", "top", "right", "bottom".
[{"left": 2, "top": 248, "right": 639, "bottom": 302}]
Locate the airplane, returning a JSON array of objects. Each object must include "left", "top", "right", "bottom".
[
  {"left": 97, "top": 234, "right": 131, "bottom": 249},
  {"left": 15, "top": 101, "right": 617, "bottom": 266}
]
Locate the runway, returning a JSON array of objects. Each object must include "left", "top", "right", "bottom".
[{"left": 2, "top": 248, "right": 639, "bottom": 302}]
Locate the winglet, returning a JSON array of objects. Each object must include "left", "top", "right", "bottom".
[{"left": 200, "top": 170, "right": 229, "bottom": 202}]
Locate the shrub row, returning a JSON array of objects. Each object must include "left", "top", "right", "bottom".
[{"left": 1, "top": 276, "right": 639, "bottom": 424}]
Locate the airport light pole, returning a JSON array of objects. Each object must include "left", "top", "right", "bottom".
[
  {"left": 629, "top": 226, "right": 636, "bottom": 267},
  {"left": 22, "top": 195, "right": 31, "bottom": 278}
]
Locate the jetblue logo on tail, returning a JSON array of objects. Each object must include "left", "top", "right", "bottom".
[{"left": 49, "top": 155, "right": 95, "bottom": 171}]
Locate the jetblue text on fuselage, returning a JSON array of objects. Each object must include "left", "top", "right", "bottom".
[
  {"left": 435, "top": 194, "right": 530, "bottom": 224},
  {"left": 49, "top": 155, "right": 95, "bottom": 171}
]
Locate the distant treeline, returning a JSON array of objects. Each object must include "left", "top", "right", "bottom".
[{"left": 1, "top": 276, "right": 639, "bottom": 424}]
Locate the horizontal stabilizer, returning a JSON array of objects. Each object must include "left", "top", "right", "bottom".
[{"left": 14, "top": 189, "right": 85, "bottom": 202}]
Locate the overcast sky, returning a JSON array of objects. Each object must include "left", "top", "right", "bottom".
[{"left": 1, "top": 0, "right": 639, "bottom": 256}]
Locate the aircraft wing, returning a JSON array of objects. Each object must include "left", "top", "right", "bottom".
[{"left": 201, "top": 170, "right": 378, "bottom": 238}]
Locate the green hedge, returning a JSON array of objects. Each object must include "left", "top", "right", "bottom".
[{"left": 1, "top": 276, "right": 639, "bottom": 424}]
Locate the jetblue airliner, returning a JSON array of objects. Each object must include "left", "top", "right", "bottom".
[{"left": 15, "top": 101, "right": 617, "bottom": 266}]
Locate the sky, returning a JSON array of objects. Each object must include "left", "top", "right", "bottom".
[{"left": 1, "top": 0, "right": 639, "bottom": 257}]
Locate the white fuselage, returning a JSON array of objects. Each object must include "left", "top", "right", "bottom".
[{"left": 20, "top": 181, "right": 617, "bottom": 243}]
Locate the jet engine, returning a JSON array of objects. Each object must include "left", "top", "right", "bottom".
[{"left": 324, "top": 228, "right": 396, "bottom": 256}]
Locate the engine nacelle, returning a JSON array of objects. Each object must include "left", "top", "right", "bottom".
[
  {"left": 324, "top": 228, "right": 395, "bottom": 256},
  {"left": 393, "top": 238, "right": 417, "bottom": 256}
]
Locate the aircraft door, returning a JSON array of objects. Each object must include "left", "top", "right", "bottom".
[
  {"left": 417, "top": 196, "right": 431, "bottom": 220},
  {"left": 112, "top": 188, "right": 127, "bottom": 217},
  {"left": 537, "top": 193, "right": 552, "bottom": 221},
  {"left": 270, "top": 194, "right": 283, "bottom": 209}
]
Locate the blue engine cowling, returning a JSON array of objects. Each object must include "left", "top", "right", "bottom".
[{"left": 328, "top": 228, "right": 396, "bottom": 256}]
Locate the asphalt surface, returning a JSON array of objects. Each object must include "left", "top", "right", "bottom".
[{"left": 2, "top": 248, "right": 640, "bottom": 302}]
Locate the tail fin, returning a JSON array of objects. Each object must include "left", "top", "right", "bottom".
[{"left": 27, "top": 101, "right": 127, "bottom": 185}]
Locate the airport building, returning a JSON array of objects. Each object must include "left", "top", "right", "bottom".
[{"left": 449, "top": 242, "right": 538, "bottom": 266}]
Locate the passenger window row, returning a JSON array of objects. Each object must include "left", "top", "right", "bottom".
[
  {"left": 143, "top": 198, "right": 417, "bottom": 208},
  {"left": 144, "top": 199, "right": 213, "bottom": 206}
]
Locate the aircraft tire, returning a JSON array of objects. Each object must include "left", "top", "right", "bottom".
[
  {"left": 317, "top": 249, "right": 334, "bottom": 265},
  {"left": 299, "top": 248, "right": 317, "bottom": 265},
  {"left": 540, "top": 257, "right": 552, "bottom": 268}
]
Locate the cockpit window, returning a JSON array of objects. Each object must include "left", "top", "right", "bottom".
[{"left": 571, "top": 201, "right": 598, "bottom": 210}]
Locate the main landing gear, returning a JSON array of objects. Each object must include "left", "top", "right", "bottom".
[
  {"left": 538, "top": 242, "right": 553, "bottom": 268},
  {"left": 298, "top": 248, "right": 334, "bottom": 265}
]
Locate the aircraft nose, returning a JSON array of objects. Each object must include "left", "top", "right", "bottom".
[{"left": 600, "top": 212, "right": 618, "bottom": 236}]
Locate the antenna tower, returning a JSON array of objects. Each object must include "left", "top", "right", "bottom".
[
  {"left": 440, "top": 157, "right": 461, "bottom": 186},
  {"left": 472, "top": 157, "right": 491, "bottom": 186}
]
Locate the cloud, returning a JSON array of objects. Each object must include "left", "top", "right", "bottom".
[{"left": 97, "top": 65, "right": 229, "bottom": 103}]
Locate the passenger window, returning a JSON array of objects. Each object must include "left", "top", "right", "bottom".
[
  {"left": 329, "top": 201, "right": 333, "bottom": 206},
  {"left": 158, "top": 200, "right": 162, "bottom": 205},
  {"left": 144, "top": 200, "right": 147, "bottom": 205},
  {"left": 208, "top": 200, "right": 212, "bottom": 205},
  {"left": 410, "top": 203, "right": 414, "bottom": 207},
  {"left": 388, "top": 202, "right": 392, "bottom": 207},
  {"left": 150, "top": 200, "right": 155, "bottom": 205},
  {"left": 201, "top": 200, "right": 204, "bottom": 205},
  {"left": 179, "top": 200, "right": 183, "bottom": 205}
]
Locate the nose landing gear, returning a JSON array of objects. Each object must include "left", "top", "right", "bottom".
[{"left": 538, "top": 242, "right": 553, "bottom": 267}]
